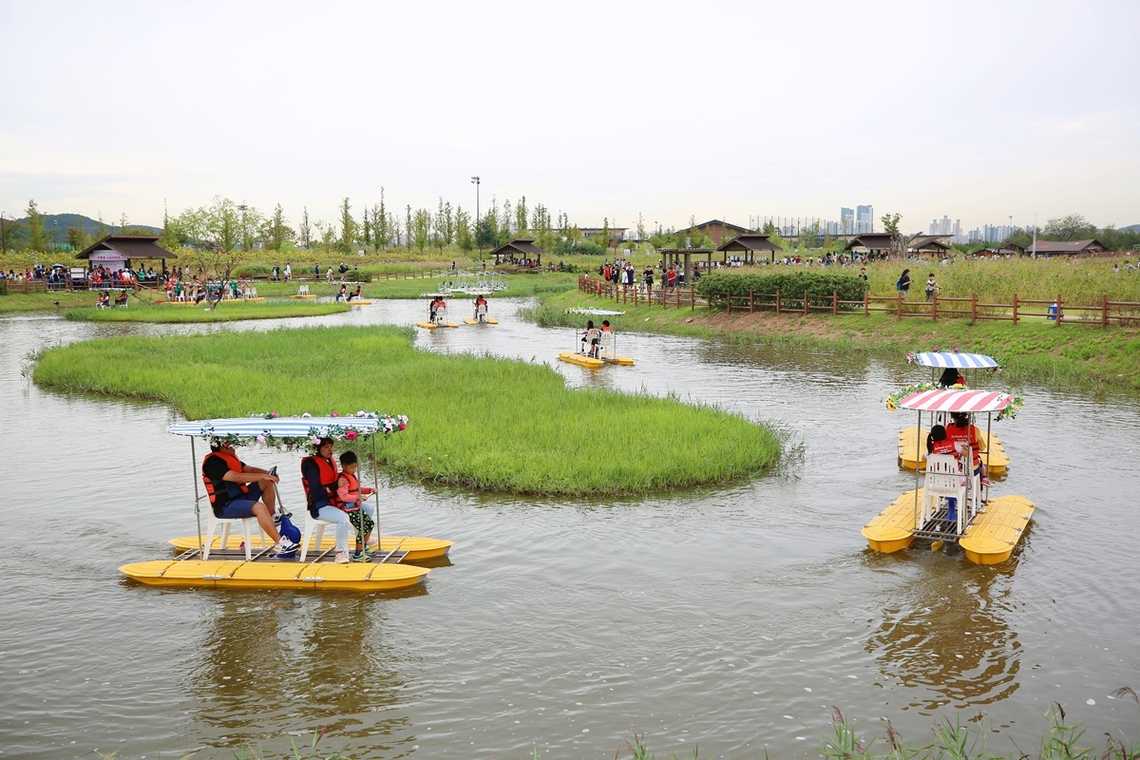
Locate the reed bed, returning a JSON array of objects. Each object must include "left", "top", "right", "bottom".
[
  {"left": 33, "top": 325, "right": 779, "bottom": 495},
  {"left": 63, "top": 301, "right": 350, "bottom": 323}
]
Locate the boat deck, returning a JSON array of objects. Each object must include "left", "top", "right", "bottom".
[
  {"left": 120, "top": 557, "right": 429, "bottom": 591},
  {"left": 168, "top": 534, "right": 452, "bottom": 563},
  {"left": 863, "top": 489, "right": 1034, "bottom": 564}
]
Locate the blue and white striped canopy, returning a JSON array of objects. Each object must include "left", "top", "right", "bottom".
[
  {"left": 169, "top": 416, "right": 384, "bottom": 438},
  {"left": 912, "top": 351, "right": 998, "bottom": 369}
]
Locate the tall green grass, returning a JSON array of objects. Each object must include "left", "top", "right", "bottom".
[
  {"left": 861, "top": 257, "right": 1140, "bottom": 303},
  {"left": 63, "top": 302, "right": 350, "bottom": 323},
  {"left": 32, "top": 325, "right": 779, "bottom": 495}
]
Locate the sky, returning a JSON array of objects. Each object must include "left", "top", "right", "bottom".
[{"left": 1, "top": 0, "right": 1138, "bottom": 233}]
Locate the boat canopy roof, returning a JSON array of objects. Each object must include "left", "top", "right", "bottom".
[
  {"left": 898, "top": 388, "right": 1013, "bottom": 413},
  {"left": 169, "top": 416, "right": 385, "bottom": 438},
  {"left": 912, "top": 351, "right": 998, "bottom": 369}
]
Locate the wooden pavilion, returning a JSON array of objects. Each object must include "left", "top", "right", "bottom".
[
  {"left": 489, "top": 238, "right": 543, "bottom": 267},
  {"left": 76, "top": 234, "right": 177, "bottom": 274},
  {"left": 717, "top": 233, "right": 782, "bottom": 265},
  {"left": 660, "top": 248, "right": 714, "bottom": 285}
]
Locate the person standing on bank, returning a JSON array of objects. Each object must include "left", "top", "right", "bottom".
[{"left": 202, "top": 440, "right": 295, "bottom": 554}]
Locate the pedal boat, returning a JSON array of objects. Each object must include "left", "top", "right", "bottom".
[
  {"left": 463, "top": 317, "right": 499, "bottom": 325},
  {"left": 120, "top": 415, "right": 451, "bottom": 592},
  {"left": 865, "top": 387, "right": 1032, "bottom": 565}
]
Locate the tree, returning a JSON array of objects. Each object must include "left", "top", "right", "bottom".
[
  {"left": 500, "top": 198, "right": 513, "bottom": 237},
  {"left": 361, "top": 206, "right": 372, "bottom": 250},
  {"left": 67, "top": 226, "right": 89, "bottom": 251},
  {"left": 432, "top": 199, "right": 448, "bottom": 250},
  {"left": 376, "top": 191, "right": 389, "bottom": 250},
  {"left": 339, "top": 197, "right": 355, "bottom": 253},
  {"left": 637, "top": 212, "right": 647, "bottom": 243},
  {"left": 26, "top": 199, "right": 49, "bottom": 251},
  {"left": 405, "top": 205, "right": 412, "bottom": 250},
  {"left": 1043, "top": 214, "right": 1097, "bottom": 241},
  {"left": 456, "top": 207, "right": 473, "bottom": 250},
  {"left": 412, "top": 208, "right": 431, "bottom": 251},
  {"left": 880, "top": 212, "right": 904, "bottom": 257},
  {"left": 475, "top": 208, "right": 498, "bottom": 248},
  {"left": 299, "top": 207, "right": 312, "bottom": 249},
  {"left": 600, "top": 217, "right": 611, "bottom": 251},
  {"left": 516, "top": 195, "right": 528, "bottom": 233},
  {"left": 269, "top": 204, "right": 287, "bottom": 251}
]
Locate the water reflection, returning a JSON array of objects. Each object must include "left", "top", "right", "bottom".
[
  {"left": 867, "top": 555, "right": 1022, "bottom": 713},
  {"left": 190, "top": 592, "right": 421, "bottom": 755}
]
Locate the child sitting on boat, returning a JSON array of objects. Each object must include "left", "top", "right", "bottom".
[
  {"left": 347, "top": 285, "right": 363, "bottom": 301},
  {"left": 337, "top": 451, "right": 376, "bottom": 557},
  {"left": 474, "top": 294, "right": 488, "bottom": 321},
  {"left": 581, "top": 320, "right": 602, "bottom": 358}
]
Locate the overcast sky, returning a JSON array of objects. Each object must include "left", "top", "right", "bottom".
[{"left": 1, "top": 0, "right": 1137, "bottom": 232}]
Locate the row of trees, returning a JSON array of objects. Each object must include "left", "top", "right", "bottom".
[{"left": 157, "top": 195, "right": 586, "bottom": 255}]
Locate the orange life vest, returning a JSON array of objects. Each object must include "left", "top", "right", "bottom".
[
  {"left": 337, "top": 471, "right": 362, "bottom": 512},
  {"left": 301, "top": 455, "right": 339, "bottom": 515},
  {"left": 201, "top": 450, "right": 249, "bottom": 514}
]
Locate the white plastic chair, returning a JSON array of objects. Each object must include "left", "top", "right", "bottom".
[
  {"left": 921, "top": 454, "right": 968, "bottom": 532},
  {"left": 202, "top": 512, "right": 257, "bottom": 560},
  {"left": 299, "top": 513, "right": 332, "bottom": 562}
]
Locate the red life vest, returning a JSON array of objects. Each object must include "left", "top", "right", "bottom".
[
  {"left": 201, "top": 450, "right": 249, "bottom": 513},
  {"left": 301, "top": 455, "right": 339, "bottom": 514},
  {"left": 338, "top": 471, "right": 361, "bottom": 512},
  {"left": 930, "top": 437, "right": 957, "bottom": 456},
  {"left": 946, "top": 424, "right": 981, "bottom": 464}
]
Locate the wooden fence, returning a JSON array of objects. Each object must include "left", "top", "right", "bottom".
[{"left": 578, "top": 277, "right": 1140, "bottom": 328}]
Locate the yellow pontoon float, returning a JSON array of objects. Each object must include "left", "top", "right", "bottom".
[
  {"left": 864, "top": 387, "right": 1033, "bottom": 565},
  {"left": 897, "top": 352, "right": 1010, "bottom": 477},
  {"left": 120, "top": 414, "right": 451, "bottom": 592}
]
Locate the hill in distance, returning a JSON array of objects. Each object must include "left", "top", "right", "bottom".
[
  {"left": 1121, "top": 223, "right": 1140, "bottom": 234},
  {"left": 6, "top": 213, "right": 162, "bottom": 245}
]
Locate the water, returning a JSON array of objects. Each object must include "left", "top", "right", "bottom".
[{"left": 1, "top": 300, "right": 1137, "bottom": 758}]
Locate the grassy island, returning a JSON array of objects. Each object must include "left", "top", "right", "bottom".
[
  {"left": 33, "top": 325, "right": 779, "bottom": 495},
  {"left": 63, "top": 301, "right": 351, "bottom": 323}
]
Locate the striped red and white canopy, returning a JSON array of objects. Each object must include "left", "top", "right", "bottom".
[{"left": 897, "top": 388, "right": 1013, "bottom": 413}]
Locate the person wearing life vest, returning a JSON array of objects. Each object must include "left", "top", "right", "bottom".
[
  {"left": 300, "top": 437, "right": 354, "bottom": 563},
  {"left": 201, "top": 440, "right": 294, "bottom": 554},
  {"left": 925, "top": 424, "right": 962, "bottom": 522},
  {"left": 946, "top": 411, "right": 987, "bottom": 471},
  {"left": 337, "top": 450, "right": 377, "bottom": 556},
  {"left": 938, "top": 367, "right": 966, "bottom": 388},
  {"left": 474, "top": 295, "right": 488, "bottom": 322}
]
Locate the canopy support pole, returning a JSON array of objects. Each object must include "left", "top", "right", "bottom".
[
  {"left": 914, "top": 410, "right": 921, "bottom": 529},
  {"left": 372, "top": 433, "right": 382, "bottom": 556},
  {"left": 984, "top": 414, "right": 992, "bottom": 504},
  {"left": 190, "top": 437, "right": 203, "bottom": 559}
]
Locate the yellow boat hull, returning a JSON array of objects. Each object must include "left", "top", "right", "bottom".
[
  {"left": 604, "top": 356, "right": 636, "bottom": 366},
  {"left": 347, "top": 299, "right": 373, "bottom": 306},
  {"left": 558, "top": 351, "right": 605, "bottom": 369},
  {"left": 898, "top": 426, "right": 1009, "bottom": 478},
  {"left": 290, "top": 294, "right": 316, "bottom": 299},
  {"left": 862, "top": 489, "right": 1034, "bottom": 564},
  {"left": 862, "top": 489, "right": 921, "bottom": 554},
  {"left": 416, "top": 321, "right": 438, "bottom": 329},
  {"left": 463, "top": 318, "right": 499, "bottom": 325},
  {"left": 168, "top": 534, "right": 452, "bottom": 563},
  {"left": 120, "top": 559, "right": 428, "bottom": 592},
  {"left": 960, "top": 495, "right": 1035, "bottom": 565}
]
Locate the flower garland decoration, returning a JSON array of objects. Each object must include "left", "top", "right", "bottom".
[{"left": 200, "top": 411, "right": 409, "bottom": 449}]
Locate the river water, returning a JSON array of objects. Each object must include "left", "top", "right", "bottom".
[{"left": 1, "top": 299, "right": 1137, "bottom": 758}]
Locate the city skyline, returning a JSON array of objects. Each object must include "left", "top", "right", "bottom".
[{"left": 1, "top": 1, "right": 1138, "bottom": 232}]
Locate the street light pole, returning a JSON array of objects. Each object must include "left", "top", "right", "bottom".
[{"left": 470, "top": 176, "right": 480, "bottom": 263}]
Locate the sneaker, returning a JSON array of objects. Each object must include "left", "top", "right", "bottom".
[
  {"left": 273, "top": 541, "right": 299, "bottom": 557},
  {"left": 351, "top": 550, "right": 372, "bottom": 562},
  {"left": 334, "top": 552, "right": 351, "bottom": 564}
]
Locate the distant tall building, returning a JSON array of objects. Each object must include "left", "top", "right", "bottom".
[
  {"left": 840, "top": 207, "right": 854, "bottom": 234},
  {"left": 856, "top": 205, "right": 873, "bottom": 233}
]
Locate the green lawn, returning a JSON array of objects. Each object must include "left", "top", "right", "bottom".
[
  {"left": 33, "top": 325, "right": 780, "bottom": 495},
  {"left": 527, "top": 289, "right": 1140, "bottom": 394}
]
